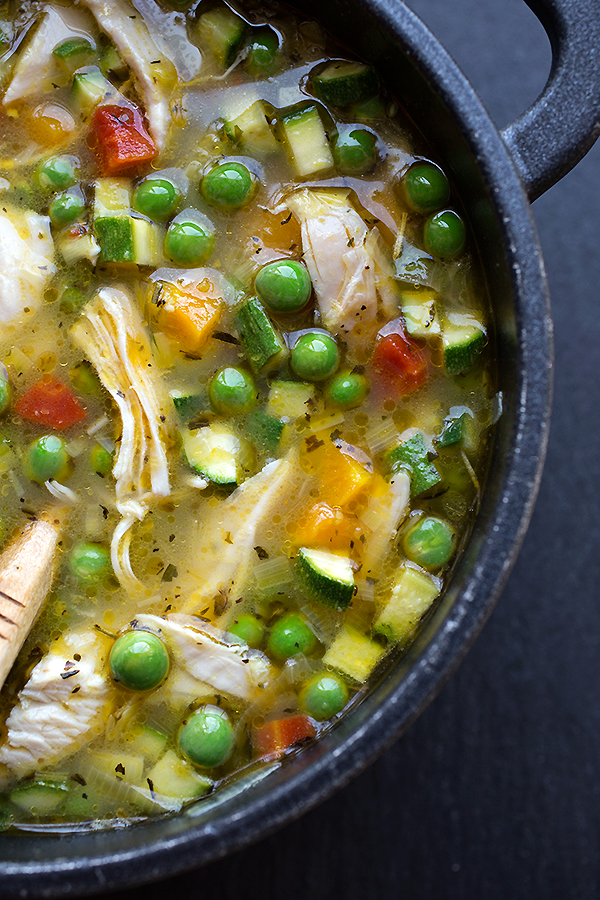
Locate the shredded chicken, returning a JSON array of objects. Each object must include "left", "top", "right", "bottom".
[
  {"left": 0, "top": 632, "right": 112, "bottom": 782},
  {"left": 71, "top": 287, "right": 173, "bottom": 590},
  {"left": 360, "top": 470, "right": 411, "bottom": 578},
  {"left": 133, "top": 614, "right": 272, "bottom": 701},
  {"left": 78, "top": 0, "right": 176, "bottom": 150},
  {"left": 285, "top": 188, "right": 397, "bottom": 345},
  {"left": 3, "top": 5, "right": 96, "bottom": 106},
  {"left": 0, "top": 208, "right": 56, "bottom": 330}
]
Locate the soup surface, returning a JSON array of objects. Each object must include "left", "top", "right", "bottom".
[{"left": 0, "top": 0, "right": 494, "bottom": 828}]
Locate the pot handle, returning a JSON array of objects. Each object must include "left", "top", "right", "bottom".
[{"left": 501, "top": 0, "right": 600, "bottom": 201}]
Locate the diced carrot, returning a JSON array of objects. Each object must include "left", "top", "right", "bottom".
[
  {"left": 90, "top": 104, "right": 156, "bottom": 175},
  {"left": 15, "top": 375, "right": 87, "bottom": 430},
  {"left": 318, "top": 441, "right": 373, "bottom": 508},
  {"left": 293, "top": 501, "right": 363, "bottom": 556},
  {"left": 372, "top": 330, "right": 428, "bottom": 396},
  {"left": 252, "top": 715, "right": 316, "bottom": 759},
  {"left": 148, "top": 277, "right": 223, "bottom": 355}
]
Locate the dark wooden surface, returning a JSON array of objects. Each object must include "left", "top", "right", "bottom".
[{"left": 109, "top": 2, "right": 600, "bottom": 897}]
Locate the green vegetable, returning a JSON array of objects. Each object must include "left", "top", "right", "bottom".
[
  {"left": 442, "top": 320, "right": 485, "bottom": 375},
  {"left": 10, "top": 777, "right": 69, "bottom": 815},
  {"left": 224, "top": 100, "right": 278, "bottom": 154},
  {"left": 291, "top": 332, "right": 339, "bottom": 382},
  {"left": 279, "top": 103, "right": 334, "bottom": 177},
  {"left": 109, "top": 631, "right": 170, "bottom": 692},
  {"left": 132, "top": 177, "right": 181, "bottom": 221},
  {"left": 95, "top": 217, "right": 134, "bottom": 264},
  {"left": 69, "top": 542, "right": 112, "bottom": 583},
  {"left": 90, "top": 443, "right": 113, "bottom": 476},
  {"left": 234, "top": 297, "right": 287, "bottom": 373},
  {"left": 209, "top": 366, "right": 257, "bottom": 415},
  {"left": 346, "top": 96, "right": 387, "bottom": 122},
  {"left": 0, "top": 362, "right": 12, "bottom": 415},
  {"left": 170, "top": 390, "right": 205, "bottom": 422},
  {"left": 402, "top": 516, "right": 455, "bottom": 570},
  {"left": 245, "top": 28, "right": 280, "bottom": 77},
  {"left": 52, "top": 37, "right": 95, "bottom": 73},
  {"left": 267, "top": 612, "right": 317, "bottom": 660},
  {"left": 146, "top": 749, "right": 212, "bottom": 799},
  {"left": 201, "top": 161, "right": 257, "bottom": 210},
  {"left": 267, "top": 381, "right": 315, "bottom": 419},
  {"left": 36, "top": 155, "right": 78, "bottom": 191},
  {"left": 255, "top": 260, "right": 312, "bottom": 313},
  {"left": 332, "top": 129, "right": 377, "bottom": 175},
  {"left": 296, "top": 547, "right": 355, "bottom": 610},
  {"left": 402, "top": 162, "right": 450, "bottom": 213},
  {"left": 299, "top": 671, "right": 349, "bottom": 720},
  {"left": 324, "top": 368, "right": 369, "bottom": 409},
  {"left": 398, "top": 287, "right": 440, "bottom": 338},
  {"left": 194, "top": 6, "right": 247, "bottom": 68},
  {"left": 164, "top": 213, "right": 215, "bottom": 266},
  {"left": 133, "top": 725, "right": 169, "bottom": 764},
  {"left": 179, "top": 705, "right": 235, "bottom": 768},
  {"left": 69, "top": 360, "right": 101, "bottom": 395},
  {"left": 99, "top": 43, "right": 128, "bottom": 79},
  {"left": 385, "top": 431, "right": 442, "bottom": 497},
  {"left": 60, "top": 286, "right": 88, "bottom": 313},
  {"left": 227, "top": 613, "right": 265, "bottom": 648},
  {"left": 373, "top": 564, "right": 440, "bottom": 644},
  {"left": 25, "top": 435, "right": 72, "bottom": 484},
  {"left": 49, "top": 189, "right": 85, "bottom": 227},
  {"left": 311, "top": 60, "right": 379, "bottom": 106},
  {"left": 244, "top": 408, "right": 284, "bottom": 454},
  {"left": 424, "top": 209, "right": 466, "bottom": 258},
  {"left": 182, "top": 424, "right": 256, "bottom": 485},
  {"left": 436, "top": 408, "right": 474, "bottom": 448}
]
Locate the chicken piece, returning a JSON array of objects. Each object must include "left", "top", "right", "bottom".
[
  {"left": 3, "top": 6, "right": 96, "bottom": 106},
  {"left": 360, "top": 470, "right": 411, "bottom": 578},
  {"left": 0, "top": 208, "right": 56, "bottom": 331},
  {"left": 0, "top": 632, "right": 113, "bottom": 781},
  {"left": 184, "top": 454, "right": 306, "bottom": 617},
  {"left": 133, "top": 614, "right": 272, "bottom": 701},
  {"left": 0, "top": 509, "right": 65, "bottom": 690},
  {"left": 71, "top": 287, "right": 173, "bottom": 590},
  {"left": 79, "top": 0, "right": 176, "bottom": 151},
  {"left": 286, "top": 188, "right": 397, "bottom": 345}
]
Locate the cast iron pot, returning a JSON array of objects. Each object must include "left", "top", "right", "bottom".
[{"left": 2, "top": 0, "right": 600, "bottom": 894}]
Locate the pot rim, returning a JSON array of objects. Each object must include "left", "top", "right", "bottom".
[{"left": 0, "top": 0, "right": 552, "bottom": 894}]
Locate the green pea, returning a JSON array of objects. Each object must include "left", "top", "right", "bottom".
[
  {"left": 132, "top": 177, "right": 181, "bottom": 221},
  {"left": 49, "top": 190, "right": 85, "bottom": 227},
  {"left": 36, "top": 155, "right": 78, "bottom": 191},
  {"left": 164, "top": 214, "right": 215, "bottom": 266},
  {"left": 402, "top": 515, "right": 455, "bottom": 569},
  {"left": 255, "top": 260, "right": 312, "bottom": 313},
  {"left": 69, "top": 542, "right": 111, "bottom": 583},
  {"left": 209, "top": 366, "right": 257, "bottom": 415},
  {"left": 110, "top": 631, "right": 170, "bottom": 692},
  {"left": 90, "top": 443, "right": 112, "bottom": 476},
  {"left": 267, "top": 613, "right": 317, "bottom": 661},
  {"left": 402, "top": 162, "right": 450, "bottom": 213},
  {"left": 227, "top": 613, "right": 265, "bottom": 648},
  {"left": 291, "top": 332, "right": 339, "bottom": 382},
  {"left": 324, "top": 368, "right": 369, "bottom": 409},
  {"left": 60, "top": 287, "right": 87, "bottom": 313},
  {"left": 333, "top": 129, "right": 378, "bottom": 176},
  {"left": 0, "top": 363, "right": 12, "bottom": 415},
  {"left": 201, "top": 161, "right": 257, "bottom": 211},
  {"left": 69, "top": 361, "right": 101, "bottom": 396},
  {"left": 179, "top": 705, "right": 234, "bottom": 768},
  {"left": 299, "top": 670, "right": 349, "bottom": 720},
  {"left": 423, "top": 209, "right": 466, "bottom": 258},
  {"left": 25, "top": 434, "right": 72, "bottom": 484},
  {"left": 245, "top": 28, "right": 280, "bottom": 78}
]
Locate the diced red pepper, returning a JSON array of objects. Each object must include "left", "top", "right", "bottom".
[
  {"left": 90, "top": 104, "right": 157, "bottom": 175},
  {"left": 252, "top": 715, "right": 317, "bottom": 759},
  {"left": 15, "top": 375, "right": 87, "bottom": 430},
  {"left": 372, "top": 330, "right": 428, "bottom": 396}
]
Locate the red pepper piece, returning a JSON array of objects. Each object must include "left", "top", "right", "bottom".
[
  {"left": 372, "top": 331, "right": 428, "bottom": 396},
  {"left": 90, "top": 104, "right": 157, "bottom": 175},
  {"left": 252, "top": 715, "right": 317, "bottom": 759},
  {"left": 15, "top": 375, "right": 87, "bottom": 430}
]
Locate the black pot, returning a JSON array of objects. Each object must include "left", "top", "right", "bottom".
[{"left": 2, "top": 0, "right": 599, "bottom": 894}]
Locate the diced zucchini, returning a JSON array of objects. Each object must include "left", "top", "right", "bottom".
[
  {"left": 10, "top": 777, "right": 70, "bottom": 815},
  {"left": 311, "top": 60, "right": 379, "bottom": 107},
  {"left": 132, "top": 217, "right": 162, "bottom": 266},
  {"left": 296, "top": 547, "right": 355, "bottom": 610},
  {"left": 385, "top": 430, "right": 442, "bottom": 497},
  {"left": 346, "top": 96, "right": 387, "bottom": 122},
  {"left": 399, "top": 287, "right": 440, "bottom": 338},
  {"left": 88, "top": 750, "right": 145, "bottom": 784},
  {"left": 182, "top": 423, "right": 256, "bottom": 485},
  {"left": 131, "top": 725, "right": 169, "bottom": 765},
  {"left": 72, "top": 66, "right": 113, "bottom": 114},
  {"left": 373, "top": 564, "right": 440, "bottom": 644},
  {"left": 53, "top": 38, "right": 95, "bottom": 74},
  {"left": 442, "top": 317, "right": 486, "bottom": 375},
  {"left": 99, "top": 43, "right": 128, "bottom": 80},
  {"left": 244, "top": 408, "right": 284, "bottom": 454},
  {"left": 225, "top": 99, "right": 279, "bottom": 154},
  {"left": 323, "top": 624, "right": 384, "bottom": 683},
  {"left": 170, "top": 389, "right": 205, "bottom": 422},
  {"left": 94, "top": 177, "right": 130, "bottom": 217},
  {"left": 194, "top": 6, "right": 247, "bottom": 68},
  {"left": 266, "top": 380, "right": 315, "bottom": 420},
  {"left": 436, "top": 406, "right": 474, "bottom": 448},
  {"left": 235, "top": 297, "right": 287, "bottom": 373},
  {"left": 279, "top": 103, "right": 334, "bottom": 177},
  {"left": 147, "top": 750, "right": 212, "bottom": 801},
  {"left": 58, "top": 224, "right": 101, "bottom": 267},
  {"left": 95, "top": 216, "right": 134, "bottom": 264}
]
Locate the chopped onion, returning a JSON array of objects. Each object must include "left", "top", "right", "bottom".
[{"left": 253, "top": 555, "right": 292, "bottom": 593}]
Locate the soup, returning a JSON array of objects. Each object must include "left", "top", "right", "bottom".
[{"left": 0, "top": 0, "right": 494, "bottom": 827}]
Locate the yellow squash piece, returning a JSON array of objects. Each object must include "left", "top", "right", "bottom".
[
  {"left": 317, "top": 440, "right": 373, "bottom": 508},
  {"left": 148, "top": 277, "right": 223, "bottom": 355},
  {"left": 323, "top": 624, "right": 384, "bottom": 683}
]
